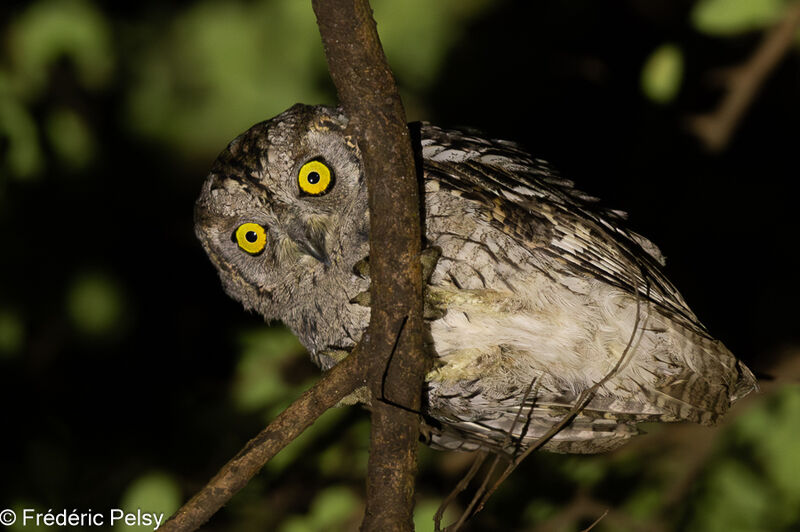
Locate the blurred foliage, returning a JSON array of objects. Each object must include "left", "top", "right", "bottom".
[
  {"left": 642, "top": 0, "right": 800, "bottom": 105},
  {"left": 7, "top": 0, "right": 113, "bottom": 93},
  {"left": 0, "top": 83, "right": 43, "bottom": 179},
  {"left": 45, "top": 107, "right": 95, "bottom": 170},
  {"left": 66, "top": 272, "right": 124, "bottom": 338},
  {"left": 125, "top": 0, "right": 329, "bottom": 157},
  {"left": 691, "top": 0, "right": 790, "bottom": 35},
  {"left": 1, "top": 0, "right": 799, "bottom": 531},
  {"left": 1, "top": 0, "right": 109, "bottom": 181},
  {"left": 641, "top": 44, "right": 684, "bottom": 104},
  {"left": 0, "top": 308, "right": 24, "bottom": 357},
  {"left": 124, "top": 0, "right": 490, "bottom": 158},
  {"left": 232, "top": 327, "right": 307, "bottom": 412},
  {"left": 371, "top": 0, "right": 490, "bottom": 92},
  {"left": 684, "top": 386, "right": 800, "bottom": 531},
  {"left": 279, "top": 486, "right": 361, "bottom": 532},
  {"left": 413, "top": 498, "right": 457, "bottom": 532},
  {"left": 116, "top": 472, "right": 182, "bottom": 531}
]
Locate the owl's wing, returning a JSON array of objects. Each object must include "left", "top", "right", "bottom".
[{"left": 418, "top": 123, "right": 710, "bottom": 339}]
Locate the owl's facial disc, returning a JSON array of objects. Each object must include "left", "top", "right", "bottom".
[{"left": 195, "top": 104, "right": 367, "bottom": 318}]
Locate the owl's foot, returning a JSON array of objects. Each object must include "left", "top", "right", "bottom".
[
  {"left": 336, "top": 385, "right": 371, "bottom": 407},
  {"left": 420, "top": 246, "right": 442, "bottom": 282},
  {"left": 352, "top": 256, "right": 370, "bottom": 279},
  {"left": 349, "top": 246, "right": 444, "bottom": 319},
  {"left": 352, "top": 246, "right": 441, "bottom": 281},
  {"left": 316, "top": 348, "right": 372, "bottom": 407}
]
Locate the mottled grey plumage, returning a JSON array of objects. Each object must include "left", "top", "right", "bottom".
[{"left": 195, "top": 104, "right": 757, "bottom": 455}]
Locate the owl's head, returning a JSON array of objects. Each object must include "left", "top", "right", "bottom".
[{"left": 195, "top": 104, "right": 371, "bottom": 353}]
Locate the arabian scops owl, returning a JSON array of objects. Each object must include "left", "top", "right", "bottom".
[{"left": 195, "top": 104, "right": 756, "bottom": 454}]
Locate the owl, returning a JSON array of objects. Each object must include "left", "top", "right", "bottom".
[{"left": 195, "top": 104, "right": 757, "bottom": 455}]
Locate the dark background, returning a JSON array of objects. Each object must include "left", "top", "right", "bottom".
[{"left": 1, "top": 1, "right": 798, "bottom": 530}]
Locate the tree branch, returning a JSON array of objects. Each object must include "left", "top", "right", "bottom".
[
  {"left": 689, "top": 1, "right": 800, "bottom": 151},
  {"left": 158, "top": 346, "right": 367, "bottom": 532},
  {"left": 312, "top": 1, "right": 426, "bottom": 531},
  {"left": 163, "top": 3, "right": 424, "bottom": 529}
]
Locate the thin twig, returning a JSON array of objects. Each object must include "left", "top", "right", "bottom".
[
  {"left": 581, "top": 508, "right": 609, "bottom": 532},
  {"left": 689, "top": 1, "right": 800, "bottom": 151},
  {"left": 510, "top": 376, "right": 542, "bottom": 457},
  {"left": 437, "top": 376, "right": 540, "bottom": 531},
  {"left": 446, "top": 454, "right": 507, "bottom": 532},
  {"left": 434, "top": 451, "right": 488, "bottom": 532},
  {"left": 532, "top": 490, "right": 650, "bottom": 532}
]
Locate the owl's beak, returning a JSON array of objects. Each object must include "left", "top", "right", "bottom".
[{"left": 297, "top": 237, "right": 330, "bottom": 267}]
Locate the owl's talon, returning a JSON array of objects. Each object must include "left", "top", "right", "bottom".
[
  {"left": 424, "top": 305, "right": 446, "bottom": 320},
  {"left": 349, "top": 248, "right": 443, "bottom": 315},
  {"left": 349, "top": 291, "right": 371, "bottom": 307},
  {"left": 320, "top": 348, "right": 371, "bottom": 407},
  {"left": 352, "top": 257, "right": 370, "bottom": 279},
  {"left": 421, "top": 246, "right": 442, "bottom": 282},
  {"left": 336, "top": 385, "right": 371, "bottom": 407}
]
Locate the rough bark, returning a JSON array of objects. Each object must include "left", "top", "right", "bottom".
[
  {"left": 312, "top": 1, "right": 426, "bottom": 530},
  {"left": 160, "top": 2, "right": 423, "bottom": 529}
]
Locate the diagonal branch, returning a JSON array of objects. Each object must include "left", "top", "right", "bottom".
[
  {"left": 689, "top": 1, "right": 800, "bottom": 151},
  {"left": 312, "top": 1, "right": 427, "bottom": 530},
  {"left": 157, "top": 346, "right": 367, "bottom": 532}
]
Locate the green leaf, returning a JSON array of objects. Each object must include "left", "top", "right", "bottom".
[
  {"left": 692, "top": 0, "right": 786, "bottom": 36},
  {"left": 641, "top": 43, "right": 684, "bottom": 104}
]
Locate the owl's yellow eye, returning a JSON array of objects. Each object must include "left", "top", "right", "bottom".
[
  {"left": 234, "top": 223, "right": 267, "bottom": 255},
  {"left": 298, "top": 160, "right": 333, "bottom": 195}
]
